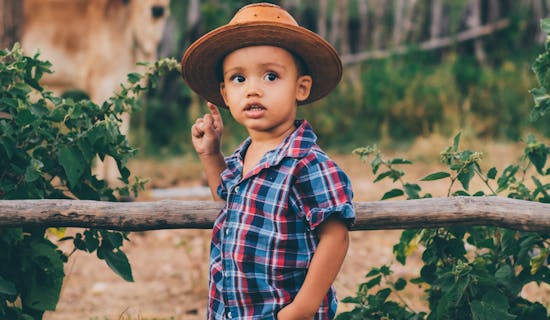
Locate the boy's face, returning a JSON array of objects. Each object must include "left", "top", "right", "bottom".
[{"left": 220, "top": 45, "right": 312, "bottom": 137}]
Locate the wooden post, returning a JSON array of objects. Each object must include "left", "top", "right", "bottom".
[{"left": 0, "top": 197, "right": 548, "bottom": 232}]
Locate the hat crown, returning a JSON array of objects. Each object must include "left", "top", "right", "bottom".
[{"left": 229, "top": 3, "right": 298, "bottom": 26}]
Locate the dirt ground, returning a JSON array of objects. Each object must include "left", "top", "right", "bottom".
[{"left": 43, "top": 136, "right": 549, "bottom": 320}]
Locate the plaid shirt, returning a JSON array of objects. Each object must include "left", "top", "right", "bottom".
[{"left": 209, "top": 120, "right": 355, "bottom": 320}]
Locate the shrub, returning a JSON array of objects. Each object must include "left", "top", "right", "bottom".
[
  {"left": 337, "top": 19, "right": 550, "bottom": 320},
  {"left": 0, "top": 44, "right": 178, "bottom": 319}
]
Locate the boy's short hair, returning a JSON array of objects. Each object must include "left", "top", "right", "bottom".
[{"left": 181, "top": 3, "right": 342, "bottom": 108}]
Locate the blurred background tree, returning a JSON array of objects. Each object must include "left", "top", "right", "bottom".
[{"left": 133, "top": 0, "right": 549, "bottom": 156}]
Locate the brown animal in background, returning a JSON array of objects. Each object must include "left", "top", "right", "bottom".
[{"left": 22, "top": 0, "right": 170, "bottom": 183}]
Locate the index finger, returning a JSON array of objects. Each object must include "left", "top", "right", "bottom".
[{"left": 207, "top": 102, "right": 221, "bottom": 118}]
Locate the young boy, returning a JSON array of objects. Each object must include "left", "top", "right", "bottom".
[{"left": 181, "top": 3, "right": 355, "bottom": 319}]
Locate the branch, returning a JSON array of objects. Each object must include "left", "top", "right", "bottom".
[
  {"left": 0, "top": 197, "right": 548, "bottom": 232},
  {"left": 341, "top": 19, "right": 510, "bottom": 64}
]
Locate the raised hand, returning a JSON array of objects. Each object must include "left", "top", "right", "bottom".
[{"left": 191, "top": 102, "right": 224, "bottom": 157}]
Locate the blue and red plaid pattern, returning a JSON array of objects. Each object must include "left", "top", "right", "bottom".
[{"left": 208, "top": 120, "right": 355, "bottom": 320}]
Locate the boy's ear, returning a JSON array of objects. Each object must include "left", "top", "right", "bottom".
[
  {"left": 296, "top": 75, "right": 312, "bottom": 102},
  {"left": 219, "top": 82, "right": 229, "bottom": 106}
]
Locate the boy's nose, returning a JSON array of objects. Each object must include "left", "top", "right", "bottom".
[{"left": 245, "top": 80, "right": 263, "bottom": 97}]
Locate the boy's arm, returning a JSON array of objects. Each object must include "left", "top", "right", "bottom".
[
  {"left": 199, "top": 153, "right": 226, "bottom": 201},
  {"left": 191, "top": 103, "right": 226, "bottom": 201},
  {"left": 277, "top": 217, "right": 350, "bottom": 320}
]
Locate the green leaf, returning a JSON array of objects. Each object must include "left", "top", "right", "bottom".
[
  {"left": 394, "top": 278, "right": 407, "bottom": 291},
  {"left": 457, "top": 163, "right": 475, "bottom": 190},
  {"left": 57, "top": 146, "right": 86, "bottom": 187},
  {"left": 371, "top": 153, "right": 382, "bottom": 174},
  {"left": 453, "top": 132, "right": 462, "bottom": 151},
  {"left": 373, "top": 170, "right": 392, "bottom": 183},
  {"left": 388, "top": 158, "right": 412, "bottom": 165},
  {"left": 445, "top": 274, "right": 471, "bottom": 308},
  {"left": 48, "top": 106, "right": 66, "bottom": 122},
  {"left": 102, "top": 230, "right": 123, "bottom": 249},
  {"left": 470, "top": 291, "right": 516, "bottom": 320},
  {"left": 366, "top": 265, "right": 391, "bottom": 278},
  {"left": 487, "top": 167, "right": 497, "bottom": 180},
  {"left": 84, "top": 234, "right": 99, "bottom": 253},
  {"left": 541, "top": 18, "right": 550, "bottom": 34},
  {"left": 393, "top": 229, "right": 420, "bottom": 264},
  {"left": 381, "top": 188, "right": 404, "bottom": 200},
  {"left": 22, "top": 239, "right": 65, "bottom": 311},
  {"left": 404, "top": 183, "right": 421, "bottom": 199},
  {"left": 99, "top": 248, "right": 134, "bottom": 282},
  {"left": 127, "top": 72, "right": 142, "bottom": 84},
  {"left": 420, "top": 171, "right": 451, "bottom": 181},
  {"left": 365, "top": 275, "right": 381, "bottom": 289},
  {"left": 497, "top": 165, "right": 519, "bottom": 192},
  {"left": 526, "top": 145, "right": 547, "bottom": 175},
  {"left": 0, "top": 275, "right": 17, "bottom": 295},
  {"left": 15, "top": 108, "right": 37, "bottom": 126},
  {"left": 24, "top": 158, "right": 44, "bottom": 182}
]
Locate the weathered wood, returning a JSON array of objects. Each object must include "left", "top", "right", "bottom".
[
  {"left": 0, "top": 197, "right": 548, "bottom": 232},
  {"left": 342, "top": 19, "right": 510, "bottom": 64}
]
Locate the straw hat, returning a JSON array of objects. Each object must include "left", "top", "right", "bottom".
[{"left": 181, "top": 2, "right": 342, "bottom": 108}]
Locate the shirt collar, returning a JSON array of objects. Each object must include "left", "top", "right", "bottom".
[{"left": 225, "top": 120, "right": 318, "bottom": 175}]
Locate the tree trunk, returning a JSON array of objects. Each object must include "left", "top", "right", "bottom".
[
  {"left": 488, "top": 0, "right": 500, "bottom": 22},
  {"left": 403, "top": 0, "right": 418, "bottom": 43},
  {"left": 358, "top": 0, "right": 369, "bottom": 51},
  {"left": 339, "top": 0, "right": 350, "bottom": 55},
  {"left": 371, "top": 0, "right": 386, "bottom": 50},
  {"left": 318, "top": 0, "right": 328, "bottom": 38},
  {"left": 328, "top": 0, "right": 341, "bottom": 49},
  {"left": 469, "top": 0, "right": 486, "bottom": 64},
  {"left": 187, "top": 0, "right": 201, "bottom": 42},
  {"left": 0, "top": 0, "right": 23, "bottom": 50},
  {"left": 393, "top": 0, "right": 405, "bottom": 46},
  {"left": 430, "top": 0, "right": 443, "bottom": 40}
]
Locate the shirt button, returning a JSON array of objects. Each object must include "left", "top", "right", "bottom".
[
  {"left": 234, "top": 186, "right": 239, "bottom": 193},
  {"left": 227, "top": 311, "right": 232, "bottom": 319},
  {"left": 225, "top": 228, "right": 229, "bottom": 236}
]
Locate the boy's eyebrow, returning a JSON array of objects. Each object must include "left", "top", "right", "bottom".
[
  {"left": 260, "top": 62, "right": 287, "bottom": 70},
  {"left": 223, "top": 62, "right": 288, "bottom": 77},
  {"left": 223, "top": 67, "right": 243, "bottom": 77}
]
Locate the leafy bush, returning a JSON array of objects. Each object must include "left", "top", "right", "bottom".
[
  {"left": 0, "top": 44, "right": 179, "bottom": 319},
  {"left": 337, "top": 19, "right": 550, "bottom": 320}
]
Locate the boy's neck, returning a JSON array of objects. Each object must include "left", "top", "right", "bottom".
[
  {"left": 247, "top": 121, "right": 297, "bottom": 150},
  {"left": 242, "top": 121, "right": 297, "bottom": 175}
]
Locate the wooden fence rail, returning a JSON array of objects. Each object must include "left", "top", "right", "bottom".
[{"left": 1, "top": 196, "right": 549, "bottom": 232}]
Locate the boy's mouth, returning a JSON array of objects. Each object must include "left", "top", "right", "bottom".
[
  {"left": 244, "top": 103, "right": 266, "bottom": 111},
  {"left": 243, "top": 103, "right": 266, "bottom": 118}
]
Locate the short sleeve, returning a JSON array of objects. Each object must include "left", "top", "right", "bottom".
[
  {"left": 292, "top": 158, "right": 355, "bottom": 230},
  {"left": 216, "top": 182, "right": 228, "bottom": 200}
]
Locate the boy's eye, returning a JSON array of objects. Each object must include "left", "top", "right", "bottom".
[
  {"left": 264, "top": 72, "right": 278, "bottom": 81},
  {"left": 230, "top": 75, "right": 245, "bottom": 83}
]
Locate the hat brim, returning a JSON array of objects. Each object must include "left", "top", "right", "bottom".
[{"left": 181, "top": 22, "right": 342, "bottom": 108}]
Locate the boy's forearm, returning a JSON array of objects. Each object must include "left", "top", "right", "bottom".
[
  {"left": 199, "top": 153, "right": 226, "bottom": 201},
  {"left": 281, "top": 218, "right": 350, "bottom": 318}
]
